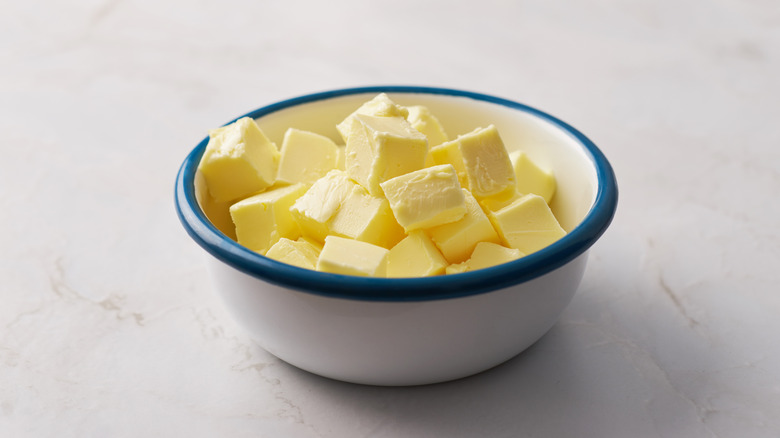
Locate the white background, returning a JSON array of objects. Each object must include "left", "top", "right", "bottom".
[{"left": 1, "top": 0, "right": 779, "bottom": 436}]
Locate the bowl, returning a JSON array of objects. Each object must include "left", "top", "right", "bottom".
[{"left": 174, "top": 86, "right": 618, "bottom": 386}]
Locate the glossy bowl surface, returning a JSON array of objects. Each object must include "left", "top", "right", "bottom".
[{"left": 175, "top": 86, "right": 617, "bottom": 385}]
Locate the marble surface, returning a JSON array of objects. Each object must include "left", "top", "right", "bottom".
[{"left": 2, "top": 0, "right": 779, "bottom": 436}]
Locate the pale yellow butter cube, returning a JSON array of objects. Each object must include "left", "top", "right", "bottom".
[
  {"left": 194, "top": 170, "right": 236, "bottom": 240},
  {"left": 429, "top": 139, "right": 467, "bottom": 183},
  {"left": 510, "top": 150, "right": 556, "bottom": 204},
  {"left": 336, "top": 93, "right": 409, "bottom": 143},
  {"left": 265, "top": 237, "right": 321, "bottom": 270},
  {"left": 276, "top": 128, "right": 340, "bottom": 185},
  {"left": 345, "top": 114, "right": 428, "bottom": 196},
  {"left": 317, "top": 236, "right": 389, "bottom": 277},
  {"left": 427, "top": 189, "right": 500, "bottom": 263},
  {"left": 380, "top": 164, "right": 467, "bottom": 232},
  {"left": 445, "top": 242, "right": 524, "bottom": 274},
  {"left": 229, "top": 183, "right": 308, "bottom": 253},
  {"left": 329, "top": 186, "right": 406, "bottom": 249},
  {"left": 290, "top": 170, "right": 357, "bottom": 243},
  {"left": 486, "top": 193, "right": 566, "bottom": 254},
  {"left": 430, "top": 125, "right": 515, "bottom": 199},
  {"left": 198, "top": 117, "right": 280, "bottom": 202},
  {"left": 386, "top": 231, "right": 448, "bottom": 278},
  {"left": 458, "top": 125, "right": 516, "bottom": 199},
  {"left": 406, "top": 105, "right": 448, "bottom": 147}
]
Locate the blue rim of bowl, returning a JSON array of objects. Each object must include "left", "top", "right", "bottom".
[{"left": 175, "top": 86, "right": 618, "bottom": 302}]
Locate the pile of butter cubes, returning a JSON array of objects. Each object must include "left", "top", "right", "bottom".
[{"left": 196, "top": 94, "right": 565, "bottom": 277}]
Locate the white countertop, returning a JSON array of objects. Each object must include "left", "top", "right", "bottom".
[{"left": 2, "top": 0, "right": 779, "bottom": 436}]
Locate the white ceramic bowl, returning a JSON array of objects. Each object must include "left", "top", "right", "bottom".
[{"left": 175, "top": 86, "right": 618, "bottom": 386}]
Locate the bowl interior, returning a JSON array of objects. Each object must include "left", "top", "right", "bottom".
[{"left": 250, "top": 92, "right": 596, "bottom": 232}]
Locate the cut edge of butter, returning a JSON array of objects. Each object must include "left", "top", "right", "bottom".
[
  {"left": 276, "top": 128, "right": 340, "bottom": 185},
  {"left": 509, "top": 150, "right": 556, "bottom": 204},
  {"left": 386, "top": 230, "right": 448, "bottom": 278}
]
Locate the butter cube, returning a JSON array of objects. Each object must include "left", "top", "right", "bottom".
[
  {"left": 380, "top": 164, "right": 467, "bottom": 231},
  {"left": 317, "top": 236, "right": 389, "bottom": 277},
  {"left": 510, "top": 150, "right": 556, "bottom": 204},
  {"left": 445, "top": 242, "right": 524, "bottom": 274},
  {"left": 345, "top": 114, "right": 428, "bottom": 196},
  {"left": 290, "top": 170, "right": 357, "bottom": 243},
  {"left": 265, "top": 237, "right": 321, "bottom": 270},
  {"left": 276, "top": 128, "right": 340, "bottom": 185},
  {"left": 329, "top": 186, "right": 406, "bottom": 249},
  {"left": 486, "top": 193, "right": 566, "bottom": 254},
  {"left": 429, "top": 139, "right": 467, "bottom": 183},
  {"left": 229, "top": 183, "right": 308, "bottom": 253},
  {"left": 427, "top": 189, "right": 500, "bottom": 263},
  {"left": 406, "top": 105, "right": 448, "bottom": 147},
  {"left": 430, "top": 125, "right": 515, "bottom": 199},
  {"left": 194, "top": 170, "right": 236, "bottom": 240},
  {"left": 386, "top": 231, "right": 448, "bottom": 278},
  {"left": 198, "top": 117, "right": 280, "bottom": 202},
  {"left": 336, "top": 93, "right": 409, "bottom": 143}
]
